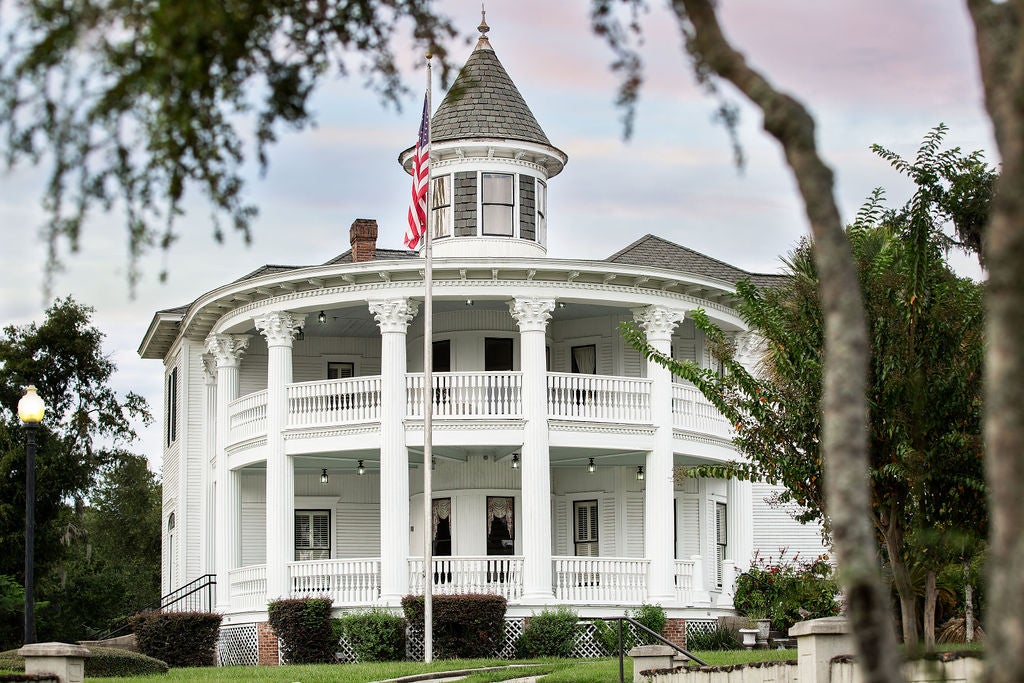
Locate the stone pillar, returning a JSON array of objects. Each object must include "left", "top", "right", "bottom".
[
  {"left": 509, "top": 298, "right": 555, "bottom": 602},
  {"left": 201, "top": 354, "right": 217, "bottom": 576},
  {"left": 205, "top": 334, "right": 250, "bottom": 612},
  {"left": 726, "top": 477, "right": 753, "bottom": 571},
  {"left": 18, "top": 642, "right": 91, "bottom": 683},
  {"left": 255, "top": 311, "right": 305, "bottom": 600},
  {"left": 633, "top": 305, "right": 686, "bottom": 604},
  {"left": 791, "top": 617, "right": 853, "bottom": 683},
  {"left": 369, "top": 298, "right": 418, "bottom": 603}
]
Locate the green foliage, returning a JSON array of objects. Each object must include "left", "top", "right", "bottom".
[
  {"left": 0, "top": 646, "right": 168, "bottom": 677},
  {"left": 0, "top": 578, "right": 23, "bottom": 619},
  {"left": 401, "top": 594, "right": 507, "bottom": 659},
  {"left": 268, "top": 598, "right": 337, "bottom": 664},
  {"left": 684, "top": 625, "right": 743, "bottom": 651},
  {"left": 0, "top": 1, "right": 462, "bottom": 289},
  {"left": 733, "top": 552, "right": 840, "bottom": 632},
  {"left": 515, "top": 607, "right": 579, "bottom": 658},
  {"left": 592, "top": 604, "right": 668, "bottom": 654},
  {"left": 631, "top": 603, "right": 667, "bottom": 645},
  {"left": 338, "top": 609, "right": 406, "bottom": 662},
  {"left": 130, "top": 611, "right": 222, "bottom": 668}
]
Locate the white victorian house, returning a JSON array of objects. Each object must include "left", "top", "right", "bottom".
[{"left": 139, "top": 21, "right": 825, "bottom": 653}]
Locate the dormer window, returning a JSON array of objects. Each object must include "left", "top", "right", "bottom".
[{"left": 481, "top": 173, "right": 514, "bottom": 236}]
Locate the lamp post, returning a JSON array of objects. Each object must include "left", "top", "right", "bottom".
[{"left": 17, "top": 385, "right": 45, "bottom": 646}]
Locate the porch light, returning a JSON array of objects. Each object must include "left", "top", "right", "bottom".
[
  {"left": 466, "top": 299, "right": 474, "bottom": 306},
  {"left": 357, "top": 460, "right": 366, "bottom": 476},
  {"left": 636, "top": 465, "right": 645, "bottom": 481},
  {"left": 587, "top": 458, "right": 595, "bottom": 473},
  {"left": 511, "top": 454, "right": 519, "bottom": 469},
  {"left": 320, "top": 468, "right": 329, "bottom": 484},
  {"left": 318, "top": 310, "right": 327, "bottom": 324}
]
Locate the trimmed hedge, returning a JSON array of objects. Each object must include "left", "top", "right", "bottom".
[
  {"left": 402, "top": 594, "right": 506, "bottom": 659},
  {"left": 338, "top": 609, "right": 406, "bottom": 662},
  {"left": 0, "top": 647, "right": 169, "bottom": 677},
  {"left": 516, "top": 606, "right": 579, "bottom": 658},
  {"left": 268, "top": 598, "right": 337, "bottom": 664},
  {"left": 131, "top": 611, "right": 221, "bottom": 668}
]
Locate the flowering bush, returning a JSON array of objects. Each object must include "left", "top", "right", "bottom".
[{"left": 733, "top": 550, "right": 840, "bottom": 632}]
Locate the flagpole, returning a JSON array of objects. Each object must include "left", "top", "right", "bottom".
[{"left": 421, "top": 52, "right": 434, "bottom": 665}]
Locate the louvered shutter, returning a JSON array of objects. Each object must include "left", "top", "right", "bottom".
[
  {"left": 715, "top": 502, "right": 728, "bottom": 587},
  {"left": 574, "top": 500, "right": 599, "bottom": 556},
  {"left": 295, "top": 511, "right": 331, "bottom": 560}
]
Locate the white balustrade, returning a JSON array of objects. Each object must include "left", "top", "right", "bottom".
[
  {"left": 552, "top": 556, "right": 649, "bottom": 604},
  {"left": 288, "top": 558, "right": 381, "bottom": 605},
  {"left": 406, "top": 372, "right": 522, "bottom": 418},
  {"left": 408, "top": 556, "right": 523, "bottom": 600},
  {"left": 673, "top": 559, "right": 695, "bottom": 605},
  {"left": 546, "top": 373, "right": 652, "bottom": 422},
  {"left": 227, "top": 390, "right": 268, "bottom": 445},
  {"left": 671, "top": 384, "right": 732, "bottom": 438},
  {"left": 287, "top": 377, "right": 382, "bottom": 427},
  {"left": 228, "top": 564, "right": 267, "bottom": 611}
]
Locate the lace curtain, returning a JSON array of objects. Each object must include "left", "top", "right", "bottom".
[
  {"left": 487, "top": 496, "right": 514, "bottom": 538},
  {"left": 432, "top": 498, "right": 451, "bottom": 539}
]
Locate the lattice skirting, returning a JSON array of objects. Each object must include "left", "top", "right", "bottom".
[
  {"left": 404, "top": 618, "right": 623, "bottom": 660},
  {"left": 685, "top": 618, "right": 718, "bottom": 640},
  {"left": 217, "top": 624, "right": 259, "bottom": 666}
]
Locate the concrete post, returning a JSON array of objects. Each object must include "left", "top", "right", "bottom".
[
  {"left": 791, "top": 616, "right": 853, "bottom": 683},
  {"left": 18, "top": 642, "right": 90, "bottom": 683}
]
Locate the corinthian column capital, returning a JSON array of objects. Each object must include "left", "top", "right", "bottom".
[
  {"left": 205, "top": 334, "right": 251, "bottom": 368},
  {"left": 254, "top": 311, "right": 306, "bottom": 347},
  {"left": 631, "top": 305, "right": 687, "bottom": 341},
  {"left": 368, "top": 298, "right": 419, "bottom": 334},
  {"left": 508, "top": 298, "right": 555, "bottom": 333}
]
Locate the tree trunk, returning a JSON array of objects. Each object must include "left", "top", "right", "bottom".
[
  {"left": 673, "top": 2, "right": 902, "bottom": 681},
  {"left": 924, "top": 570, "right": 937, "bottom": 652},
  {"left": 881, "top": 520, "right": 919, "bottom": 648},
  {"left": 966, "top": 2, "right": 1024, "bottom": 680},
  {"left": 964, "top": 560, "right": 975, "bottom": 643}
]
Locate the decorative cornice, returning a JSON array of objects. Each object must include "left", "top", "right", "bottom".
[
  {"left": 285, "top": 424, "right": 381, "bottom": 440},
  {"left": 508, "top": 298, "right": 555, "bottom": 332},
  {"left": 404, "top": 419, "right": 526, "bottom": 432},
  {"left": 548, "top": 420, "right": 656, "bottom": 437},
  {"left": 632, "top": 305, "right": 687, "bottom": 340},
  {"left": 368, "top": 298, "right": 419, "bottom": 334},
  {"left": 205, "top": 334, "right": 250, "bottom": 368},
  {"left": 254, "top": 311, "right": 306, "bottom": 347},
  {"left": 672, "top": 428, "right": 735, "bottom": 448},
  {"left": 226, "top": 437, "right": 267, "bottom": 455}
]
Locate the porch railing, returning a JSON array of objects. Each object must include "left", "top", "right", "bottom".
[
  {"left": 227, "top": 390, "right": 268, "bottom": 444},
  {"left": 408, "top": 556, "right": 523, "bottom": 600},
  {"left": 288, "top": 558, "right": 381, "bottom": 605},
  {"left": 672, "top": 384, "right": 731, "bottom": 438},
  {"left": 288, "top": 377, "right": 382, "bottom": 427},
  {"left": 552, "top": 556, "right": 649, "bottom": 603},
  {"left": 673, "top": 558, "right": 695, "bottom": 605},
  {"left": 547, "top": 373, "right": 652, "bottom": 422},
  {"left": 228, "top": 565, "right": 267, "bottom": 611},
  {"left": 406, "top": 372, "right": 523, "bottom": 418}
]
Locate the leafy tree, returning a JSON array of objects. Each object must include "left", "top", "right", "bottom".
[{"left": 0, "top": 298, "right": 151, "bottom": 648}]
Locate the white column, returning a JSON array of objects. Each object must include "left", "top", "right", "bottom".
[
  {"left": 255, "top": 311, "right": 305, "bottom": 600},
  {"left": 509, "top": 298, "right": 556, "bottom": 602},
  {"left": 201, "top": 354, "right": 217, "bottom": 576},
  {"left": 205, "top": 334, "right": 250, "bottom": 612},
  {"left": 633, "top": 305, "right": 686, "bottom": 604},
  {"left": 369, "top": 298, "right": 418, "bottom": 604},
  {"left": 727, "top": 477, "right": 754, "bottom": 571}
]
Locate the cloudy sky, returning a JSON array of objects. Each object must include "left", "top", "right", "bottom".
[{"left": 0, "top": 0, "right": 995, "bottom": 468}]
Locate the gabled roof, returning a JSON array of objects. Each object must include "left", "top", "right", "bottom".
[
  {"left": 607, "top": 234, "right": 783, "bottom": 288},
  {"left": 430, "top": 26, "right": 551, "bottom": 146}
]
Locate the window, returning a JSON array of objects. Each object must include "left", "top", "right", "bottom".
[
  {"left": 485, "top": 338, "right": 514, "bottom": 372},
  {"left": 432, "top": 340, "right": 451, "bottom": 373},
  {"left": 486, "top": 496, "right": 515, "bottom": 556},
  {"left": 573, "top": 500, "right": 599, "bottom": 556},
  {"left": 536, "top": 180, "right": 547, "bottom": 246},
  {"left": 295, "top": 510, "right": 331, "bottom": 561},
  {"left": 327, "top": 362, "right": 354, "bottom": 379},
  {"left": 432, "top": 498, "right": 452, "bottom": 556},
  {"left": 165, "top": 366, "right": 178, "bottom": 447},
  {"left": 431, "top": 175, "right": 452, "bottom": 239},
  {"left": 715, "top": 502, "right": 728, "bottom": 588},
  {"left": 481, "top": 173, "right": 514, "bottom": 236},
  {"left": 571, "top": 345, "right": 597, "bottom": 375}
]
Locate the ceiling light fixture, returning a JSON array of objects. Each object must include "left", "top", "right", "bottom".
[
  {"left": 318, "top": 310, "right": 327, "bottom": 324},
  {"left": 588, "top": 457, "right": 596, "bottom": 473},
  {"left": 636, "top": 465, "right": 645, "bottom": 481},
  {"left": 357, "top": 460, "right": 366, "bottom": 476},
  {"left": 320, "top": 468, "right": 329, "bottom": 485},
  {"left": 511, "top": 454, "right": 520, "bottom": 469}
]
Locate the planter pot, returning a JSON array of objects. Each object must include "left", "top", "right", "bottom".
[{"left": 756, "top": 619, "right": 771, "bottom": 643}]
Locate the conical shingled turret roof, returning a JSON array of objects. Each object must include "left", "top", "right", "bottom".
[{"left": 430, "top": 22, "right": 552, "bottom": 146}]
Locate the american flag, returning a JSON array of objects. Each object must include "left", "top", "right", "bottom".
[{"left": 404, "top": 96, "right": 430, "bottom": 250}]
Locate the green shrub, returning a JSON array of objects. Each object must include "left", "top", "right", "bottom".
[
  {"left": 338, "top": 609, "right": 406, "bottom": 662},
  {"left": 0, "top": 646, "right": 169, "bottom": 677},
  {"left": 631, "top": 604, "right": 668, "bottom": 645},
  {"left": 130, "top": 611, "right": 221, "bottom": 668},
  {"left": 516, "top": 607, "right": 579, "bottom": 658},
  {"left": 593, "top": 604, "right": 667, "bottom": 655},
  {"left": 685, "top": 625, "right": 742, "bottom": 651},
  {"left": 734, "top": 551, "right": 840, "bottom": 632},
  {"left": 402, "top": 594, "right": 506, "bottom": 659},
  {"left": 268, "top": 598, "right": 337, "bottom": 664}
]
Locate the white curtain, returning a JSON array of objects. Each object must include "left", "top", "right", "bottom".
[
  {"left": 487, "top": 497, "right": 514, "bottom": 538},
  {"left": 432, "top": 498, "right": 451, "bottom": 539},
  {"left": 572, "top": 345, "right": 596, "bottom": 374}
]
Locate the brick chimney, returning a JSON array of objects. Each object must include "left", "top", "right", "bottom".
[{"left": 349, "top": 219, "right": 378, "bottom": 262}]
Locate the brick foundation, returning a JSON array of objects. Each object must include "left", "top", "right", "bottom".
[
  {"left": 256, "top": 622, "right": 279, "bottom": 666},
  {"left": 662, "top": 618, "right": 687, "bottom": 649}
]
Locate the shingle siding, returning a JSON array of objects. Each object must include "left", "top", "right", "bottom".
[
  {"left": 519, "top": 175, "right": 536, "bottom": 240},
  {"left": 454, "top": 172, "right": 478, "bottom": 237}
]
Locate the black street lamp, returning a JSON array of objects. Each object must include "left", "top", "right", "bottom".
[{"left": 17, "top": 385, "right": 45, "bottom": 645}]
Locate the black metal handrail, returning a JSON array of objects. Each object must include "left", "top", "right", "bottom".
[
  {"left": 582, "top": 616, "right": 707, "bottom": 683},
  {"left": 95, "top": 574, "right": 217, "bottom": 641}
]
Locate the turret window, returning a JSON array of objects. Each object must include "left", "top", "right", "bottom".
[
  {"left": 536, "top": 180, "right": 547, "bottom": 246},
  {"left": 431, "top": 175, "right": 452, "bottom": 239},
  {"left": 481, "top": 173, "right": 514, "bottom": 236}
]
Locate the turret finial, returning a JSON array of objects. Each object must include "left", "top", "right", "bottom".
[{"left": 479, "top": 5, "right": 489, "bottom": 37}]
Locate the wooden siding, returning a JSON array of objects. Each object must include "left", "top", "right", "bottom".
[{"left": 751, "top": 481, "right": 829, "bottom": 562}]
